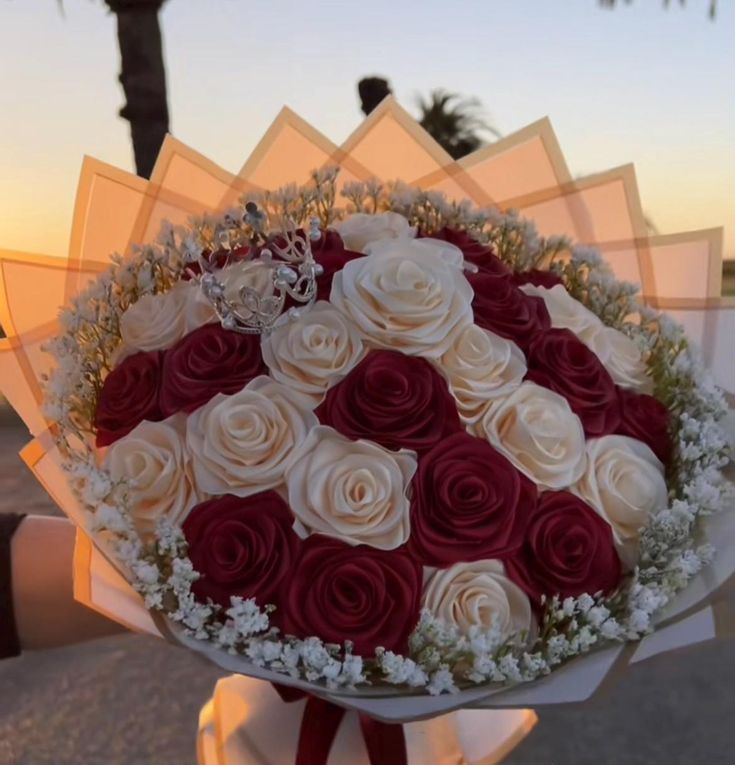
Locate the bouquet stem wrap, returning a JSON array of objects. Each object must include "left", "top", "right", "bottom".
[
  {"left": 273, "top": 684, "right": 407, "bottom": 765},
  {"left": 196, "top": 675, "right": 538, "bottom": 765}
]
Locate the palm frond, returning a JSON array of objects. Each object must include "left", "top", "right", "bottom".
[
  {"left": 599, "top": 0, "right": 717, "bottom": 19},
  {"left": 416, "top": 89, "right": 500, "bottom": 160}
]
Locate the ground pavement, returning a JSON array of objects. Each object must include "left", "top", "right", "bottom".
[{"left": 0, "top": 419, "right": 733, "bottom": 765}]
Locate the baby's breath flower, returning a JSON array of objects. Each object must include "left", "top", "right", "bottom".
[{"left": 427, "top": 666, "right": 458, "bottom": 695}]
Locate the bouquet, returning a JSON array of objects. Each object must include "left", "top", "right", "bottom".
[{"left": 2, "top": 99, "right": 734, "bottom": 764}]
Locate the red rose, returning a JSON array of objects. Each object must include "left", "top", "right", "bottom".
[
  {"left": 311, "top": 229, "right": 362, "bottom": 301},
  {"left": 408, "top": 432, "right": 536, "bottom": 566},
  {"left": 282, "top": 535, "right": 422, "bottom": 655},
  {"left": 468, "top": 272, "right": 551, "bottom": 351},
  {"left": 511, "top": 269, "right": 564, "bottom": 289},
  {"left": 505, "top": 491, "right": 622, "bottom": 605},
  {"left": 526, "top": 328, "right": 621, "bottom": 437},
  {"left": 315, "top": 350, "right": 462, "bottom": 454},
  {"left": 95, "top": 351, "right": 164, "bottom": 447},
  {"left": 160, "top": 323, "right": 266, "bottom": 416},
  {"left": 616, "top": 388, "right": 673, "bottom": 466},
  {"left": 421, "top": 227, "right": 510, "bottom": 277},
  {"left": 183, "top": 492, "right": 300, "bottom": 622}
]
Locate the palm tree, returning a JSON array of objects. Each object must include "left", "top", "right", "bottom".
[
  {"left": 416, "top": 89, "right": 500, "bottom": 160},
  {"left": 358, "top": 76, "right": 392, "bottom": 117},
  {"left": 723, "top": 261, "right": 735, "bottom": 296},
  {"left": 599, "top": 0, "right": 717, "bottom": 20},
  {"left": 357, "top": 78, "right": 499, "bottom": 160},
  {"left": 104, "top": 0, "right": 169, "bottom": 179}
]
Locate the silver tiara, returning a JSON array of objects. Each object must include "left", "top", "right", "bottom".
[{"left": 193, "top": 209, "right": 324, "bottom": 335}]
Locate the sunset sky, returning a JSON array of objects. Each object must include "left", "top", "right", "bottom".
[{"left": 1, "top": 0, "right": 733, "bottom": 261}]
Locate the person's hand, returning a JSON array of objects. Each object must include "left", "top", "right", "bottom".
[{"left": 11, "top": 516, "right": 124, "bottom": 650}]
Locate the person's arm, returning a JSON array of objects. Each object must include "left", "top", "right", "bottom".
[{"left": 10, "top": 515, "right": 124, "bottom": 651}]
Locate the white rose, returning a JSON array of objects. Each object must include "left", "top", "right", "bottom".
[
  {"left": 218, "top": 259, "right": 275, "bottom": 306},
  {"left": 364, "top": 236, "right": 466, "bottom": 268},
  {"left": 103, "top": 416, "right": 199, "bottom": 537},
  {"left": 441, "top": 325, "right": 527, "bottom": 425},
  {"left": 261, "top": 302, "right": 365, "bottom": 399},
  {"left": 521, "top": 284, "right": 652, "bottom": 393},
  {"left": 423, "top": 560, "right": 534, "bottom": 642},
  {"left": 585, "top": 327, "right": 653, "bottom": 394},
  {"left": 120, "top": 282, "right": 190, "bottom": 352},
  {"left": 116, "top": 280, "right": 219, "bottom": 363},
  {"left": 573, "top": 435, "right": 667, "bottom": 568},
  {"left": 286, "top": 426, "right": 416, "bottom": 549},
  {"left": 330, "top": 239, "right": 474, "bottom": 358},
  {"left": 520, "top": 283, "right": 603, "bottom": 343},
  {"left": 477, "top": 382, "right": 586, "bottom": 490},
  {"left": 182, "top": 281, "right": 218, "bottom": 332},
  {"left": 179, "top": 260, "right": 275, "bottom": 337},
  {"left": 334, "top": 211, "right": 416, "bottom": 252},
  {"left": 186, "top": 376, "right": 317, "bottom": 497}
]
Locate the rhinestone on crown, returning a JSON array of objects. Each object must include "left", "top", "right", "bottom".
[{"left": 193, "top": 207, "right": 324, "bottom": 335}]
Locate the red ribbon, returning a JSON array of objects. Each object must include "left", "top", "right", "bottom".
[{"left": 273, "top": 684, "right": 408, "bottom": 765}]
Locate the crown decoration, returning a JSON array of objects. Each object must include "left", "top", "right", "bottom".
[{"left": 193, "top": 204, "right": 324, "bottom": 335}]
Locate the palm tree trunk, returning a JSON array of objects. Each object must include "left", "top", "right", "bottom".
[{"left": 105, "top": 0, "right": 169, "bottom": 179}]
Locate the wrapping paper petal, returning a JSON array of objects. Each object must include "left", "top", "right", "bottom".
[
  {"left": 198, "top": 699, "right": 219, "bottom": 765},
  {"left": 417, "top": 117, "right": 571, "bottom": 206},
  {"left": 631, "top": 600, "right": 735, "bottom": 665},
  {"left": 472, "top": 644, "right": 628, "bottom": 709},
  {"left": 73, "top": 529, "right": 162, "bottom": 638},
  {"left": 236, "top": 106, "right": 369, "bottom": 192}
]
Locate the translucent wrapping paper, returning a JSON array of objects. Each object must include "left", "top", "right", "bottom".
[
  {"left": 2, "top": 99, "right": 734, "bottom": 732},
  {"left": 196, "top": 675, "right": 538, "bottom": 765}
]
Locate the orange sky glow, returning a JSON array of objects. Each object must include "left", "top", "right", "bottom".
[{"left": 1, "top": 1, "right": 733, "bottom": 264}]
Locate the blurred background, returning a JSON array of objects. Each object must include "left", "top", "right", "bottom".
[{"left": 1, "top": 1, "right": 734, "bottom": 763}]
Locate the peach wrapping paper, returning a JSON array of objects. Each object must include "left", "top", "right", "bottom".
[
  {"left": 2, "top": 99, "right": 734, "bottom": 729},
  {"left": 195, "top": 675, "right": 538, "bottom": 765}
]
